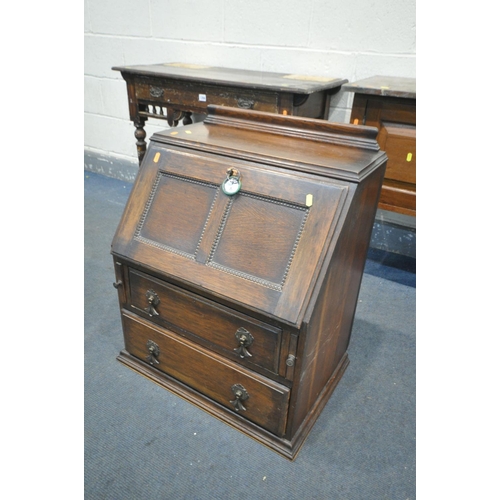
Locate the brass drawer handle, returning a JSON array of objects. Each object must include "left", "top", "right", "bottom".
[
  {"left": 230, "top": 384, "right": 249, "bottom": 412},
  {"left": 237, "top": 97, "right": 254, "bottom": 109},
  {"left": 145, "top": 289, "right": 160, "bottom": 317},
  {"left": 146, "top": 340, "right": 160, "bottom": 366},
  {"left": 149, "top": 86, "right": 164, "bottom": 98},
  {"left": 234, "top": 327, "right": 253, "bottom": 358}
]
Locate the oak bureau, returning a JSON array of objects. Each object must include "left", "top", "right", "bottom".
[{"left": 111, "top": 105, "right": 387, "bottom": 459}]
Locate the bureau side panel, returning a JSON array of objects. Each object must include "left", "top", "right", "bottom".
[{"left": 289, "top": 164, "right": 386, "bottom": 437}]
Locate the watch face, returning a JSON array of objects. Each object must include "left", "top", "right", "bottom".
[{"left": 222, "top": 176, "right": 241, "bottom": 195}]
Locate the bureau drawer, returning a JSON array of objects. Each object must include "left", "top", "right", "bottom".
[
  {"left": 122, "top": 311, "right": 290, "bottom": 436},
  {"left": 135, "top": 81, "right": 279, "bottom": 113},
  {"left": 128, "top": 269, "right": 282, "bottom": 373}
]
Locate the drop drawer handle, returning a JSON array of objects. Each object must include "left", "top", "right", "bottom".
[
  {"left": 146, "top": 340, "right": 160, "bottom": 366},
  {"left": 237, "top": 97, "right": 254, "bottom": 109},
  {"left": 230, "top": 384, "right": 249, "bottom": 412},
  {"left": 145, "top": 289, "right": 160, "bottom": 317},
  {"left": 234, "top": 327, "right": 254, "bottom": 358},
  {"left": 149, "top": 86, "right": 164, "bottom": 98}
]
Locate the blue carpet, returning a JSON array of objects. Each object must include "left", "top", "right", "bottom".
[
  {"left": 365, "top": 248, "right": 416, "bottom": 288},
  {"left": 85, "top": 170, "right": 416, "bottom": 499}
]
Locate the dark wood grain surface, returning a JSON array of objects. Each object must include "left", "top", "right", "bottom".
[
  {"left": 113, "top": 62, "right": 347, "bottom": 94},
  {"left": 343, "top": 75, "right": 416, "bottom": 98}
]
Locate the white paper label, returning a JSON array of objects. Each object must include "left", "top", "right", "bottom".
[{"left": 199, "top": 94, "right": 207, "bottom": 102}]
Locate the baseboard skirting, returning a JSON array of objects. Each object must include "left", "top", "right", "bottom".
[{"left": 84, "top": 149, "right": 139, "bottom": 183}]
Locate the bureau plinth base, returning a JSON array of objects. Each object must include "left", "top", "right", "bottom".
[{"left": 117, "top": 349, "right": 349, "bottom": 461}]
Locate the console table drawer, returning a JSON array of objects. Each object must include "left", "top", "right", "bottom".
[
  {"left": 128, "top": 269, "right": 282, "bottom": 373},
  {"left": 122, "top": 311, "right": 290, "bottom": 437},
  {"left": 135, "top": 82, "right": 279, "bottom": 112}
]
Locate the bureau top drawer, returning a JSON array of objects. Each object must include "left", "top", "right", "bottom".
[
  {"left": 128, "top": 269, "right": 282, "bottom": 374},
  {"left": 122, "top": 311, "right": 290, "bottom": 437}
]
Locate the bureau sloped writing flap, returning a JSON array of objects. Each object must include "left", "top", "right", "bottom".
[
  {"left": 206, "top": 192, "right": 309, "bottom": 291},
  {"left": 112, "top": 145, "right": 349, "bottom": 326},
  {"left": 135, "top": 171, "right": 218, "bottom": 260}
]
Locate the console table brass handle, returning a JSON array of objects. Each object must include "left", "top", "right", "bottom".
[
  {"left": 113, "top": 280, "right": 122, "bottom": 288},
  {"left": 146, "top": 340, "right": 160, "bottom": 365},
  {"left": 145, "top": 289, "right": 160, "bottom": 317},
  {"left": 150, "top": 86, "right": 164, "bottom": 98},
  {"left": 237, "top": 97, "right": 255, "bottom": 109},
  {"left": 230, "top": 384, "right": 249, "bottom": 412},
  {"left": 234, "top": 327, "right": 254, "bottom": 358}
]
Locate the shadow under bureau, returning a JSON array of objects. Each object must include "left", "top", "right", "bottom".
[{"left": 111, "top": 106, "right": 387, "bottom": 459}]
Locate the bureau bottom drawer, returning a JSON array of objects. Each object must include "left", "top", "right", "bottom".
[{"left": 121, "top": 311, "right": 290, "bottom": 437}]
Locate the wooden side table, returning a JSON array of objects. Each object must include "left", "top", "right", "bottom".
[
  {"left": 112, "top": 62, "right": 347, "bottom": 164},
  {"left": 343, "top": 76, "right": 416, "bottom": 217}
]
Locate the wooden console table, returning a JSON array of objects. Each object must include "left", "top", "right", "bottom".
[
  {"left": 112, "top": 62, "right": 347, "bottom": 164},
  {"left": 343, "top": 76, "right": 416, "bottom": 217}
]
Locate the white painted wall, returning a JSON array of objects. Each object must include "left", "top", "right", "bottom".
[{"left": 84, "top": 0, "right": 416, "bottom": 173}]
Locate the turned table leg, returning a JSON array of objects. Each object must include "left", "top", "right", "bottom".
[
  {"left": 134, "top": 117, "right": 147, "bottom": 165},
  {"left": 133, "top": 110, "right": 193, "bottom": 165}
]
